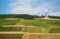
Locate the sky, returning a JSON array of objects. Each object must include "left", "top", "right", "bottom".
[{"left": 0, "top": 0, "right": 60, "bottom": 16}]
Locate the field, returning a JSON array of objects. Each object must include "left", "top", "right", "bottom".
[
  {"left": 22, "top": 34, "right": 60, "bottom": 39},
  {"left": 0, "top": 34, "right": 60, "bottom": 39},
  {"left": 0, "top": 27, "right": 22, "bottom": 31},
  {"left": 0, "top": 18, "right": 60, "bottom": 39},
  {"left": 49, "top": 28, "right": 60, "bottom": 33},
  {"left": 0, "top": 18, "right": 20, "bottom": 26},
  {"left": 21, "top": 27, "right": 42, "bottom": 33},
  {"left": 0, "top": 18, "right": 60, "bottom": 32},
  {"left": 0, "top": 18, "right": 60, "bottom": 27},
  {"left": 0, "top": 34, "right": 23, "bottom": 39}
]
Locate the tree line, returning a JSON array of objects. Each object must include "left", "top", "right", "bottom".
[{"left": 0, "top": 14, "right": 60, "bottom": 19}]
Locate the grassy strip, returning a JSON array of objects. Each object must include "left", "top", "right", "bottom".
[
  {"left": 49, "top": 28, "right": 60, "bottom": 33},
  {"left": 0, "top": 18, "right": 20, "bottom": 26},
  {"left": 22, "top": 27, "right": 42, "bottom": 33},
  {"left": 0, "top": 34, "right": 23, "bottom": 39},
  {"left": 0, "top": 27, "right": 22, "bottom": 31}
]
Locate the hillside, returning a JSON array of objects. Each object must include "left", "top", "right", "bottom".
[{"left": 0, "top": 14, "right": 60, "bottom": 39}]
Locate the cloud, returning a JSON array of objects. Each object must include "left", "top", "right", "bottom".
[
  {"left": 49, "top": 12, "right": 60, "bottom": 16},
  {"left": 7, "top": 0, "right": 60, "bottom": 16}
]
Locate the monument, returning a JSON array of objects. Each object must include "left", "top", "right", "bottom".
[{"left": 44, "top": 12, "right": 49, "bottom": 19}]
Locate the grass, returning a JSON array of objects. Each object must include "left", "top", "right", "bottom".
[
  {"left": 16, "top": 19, "right": 49, "bottom": 28},
  {"left": 22, "top": 27, "right": 42, "bottom": 33},
  {"left": 16, "top": 19, "right": 60, "bottom": 33},
  {"left": 49, "top": 28, "right": 60, "bottom": 33},
  {"left": 0, "top": 18, "right": 20, "bottom": 26},
  {"left": 0, "top": 27, "right": 22, "bottom": 31},
  {"left": 47, "top": 21, "right": 60, "bottom": 26},
  {"left": 0, "top": 18, "right": 60, "bottom": 28},
  {"left": 0, "top": 18, "right": 60, "bottom": 33},
  {"left": 0, "top": 18, "right": 60, "bottom": 39},
  {"left": 16, "top": 19, "right": 60, "bottom": 28},
  {"left": 0, "top": 34, "right": 23, "bottom": 39},
  {"left": 0, "top": 34, "right": 60, "bottom": 39}
]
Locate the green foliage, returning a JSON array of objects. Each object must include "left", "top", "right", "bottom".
[
  {"left": 48, "top": 16, "right": 60, "bottom": 19},
  {"left": 0, "top": 14, "right": 45, "bottom": 19},
  {"left": 0, "top": 14, "right": 34, "bottom": 19},
  {"left": 33, "top": 15, "right": 45, "bottom": 18},
  {"left": 0, "top": 27, "right": 22, "bottom": 31}
]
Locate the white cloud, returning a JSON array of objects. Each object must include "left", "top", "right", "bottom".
[
  {"left": 49, "top": 12, "right": 60, "bottom": 16},
  {"left": 7, "top": 0, "right": 55, "bottom": 15}
]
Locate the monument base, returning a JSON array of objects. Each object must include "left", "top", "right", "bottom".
[{"left": 44, "top": 17, "right": 49, "bottom": 19}]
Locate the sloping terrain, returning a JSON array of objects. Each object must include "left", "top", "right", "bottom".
[{"left": 0, "top": 18, "right": 60, "bottom": 39}]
